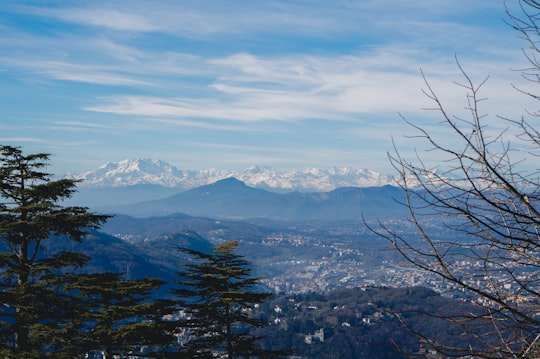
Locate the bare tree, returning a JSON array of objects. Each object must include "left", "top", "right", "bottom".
[{"left": 371, "top": 1, "right": 540, "bottom": 357}]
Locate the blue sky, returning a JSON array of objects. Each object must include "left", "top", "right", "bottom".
[{"left": 0, "top": 1, "right": 534, "bottom": 176}]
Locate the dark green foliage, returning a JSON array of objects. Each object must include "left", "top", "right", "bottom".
[
  {"left": 0, "top": 145, "right": 109, "bottom": 356},
  {"left": 62, "top": 272, "right": 170, "bottom": 358},
  {"left": 256, "top": 286, "right": 511, "bottom": 359},
  {"left": 170, "top": 240, "right": 285, "bottom": 358}
]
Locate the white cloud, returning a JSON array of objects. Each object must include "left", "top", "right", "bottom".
[
  {"left": 81, "top": 47, "right": 529, "bottom": 128},
  {"left": 12, "top": 1, "right": 507, "bottom": 44},
  {"left": 47, "top": 121, "right": 112, "bottom": 132},
  {"left": 1, "top": 0, "right": 534, "bottom": 174},
  {"left": 41, "top": 65, "right": 152, "bottom": 87},
  {"left": 0, "top": 137, "right": 48, "bottom": 144},
  {"left": 28, "top": 7, "right": 158, "bottom": 32}
]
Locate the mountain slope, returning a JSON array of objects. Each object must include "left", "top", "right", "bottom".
[
  {"left": 45, "top": 231, "right": 175, "bottom": 281},
  {"left": 102, "top": 212, "right": 271, "bottom": 244}
]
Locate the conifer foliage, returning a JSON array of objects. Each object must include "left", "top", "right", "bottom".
[
  {"left": 171, "top": 240, "right": 277, "bottom": 358},
  {"left": 62, "top": 272, "right": 170, "bottom": 359},
  {"left": 0, "top": 145, "right": 110, "bottom": 356}
]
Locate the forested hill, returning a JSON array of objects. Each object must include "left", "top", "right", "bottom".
[{"left": 254, "top": 286, "right": 497, "bottom": 358}]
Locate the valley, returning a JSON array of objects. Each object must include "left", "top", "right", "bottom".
[
  {"left": 63, "top": 163, "right": 540, "bottom": 357},
  {"left": 75, "top": 165, "right": 448, "bottom": 296},
  {"left": 101, "top": 213, "right": 452, "bottom": 295}
]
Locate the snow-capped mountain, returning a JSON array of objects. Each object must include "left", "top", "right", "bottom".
[{"left": 69, "top": 159, "right": 393, "bottom": 192}]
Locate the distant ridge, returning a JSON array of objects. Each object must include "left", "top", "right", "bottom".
[
  {"left": 68, "top": 158, "right": 394, "bottom": 192},
  {"left": 102, "top": 177, "right": 407, "bottom": 220}
]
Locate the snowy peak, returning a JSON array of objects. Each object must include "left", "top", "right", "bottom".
[
  {"left": 73, "top": 159, "right": 187, "bottom": 187},
  {"left": 70, "top": 159, "right": 394, "bottom": 192}
]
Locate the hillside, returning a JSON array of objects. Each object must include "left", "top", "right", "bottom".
[{"left": 254, "top": 286, "right": 497, "bottom": 358}]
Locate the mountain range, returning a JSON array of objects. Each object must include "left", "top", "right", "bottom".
[
  {"left": 63, "top": 159, "right": 408, "bottom": 220},
  {"left": 69, "top": 159, "right": 394, "bottom": 191}
]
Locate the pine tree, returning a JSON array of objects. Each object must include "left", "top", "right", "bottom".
[
  {"left": 171, "top": 240, "right": 280, "bottom": 358},
  {"left": 0, "top": 145, "right": 109, "bottom": 356}
]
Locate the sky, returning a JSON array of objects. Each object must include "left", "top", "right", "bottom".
[{"left": 0, "top": 0, "right": 536, "bottom": 176}]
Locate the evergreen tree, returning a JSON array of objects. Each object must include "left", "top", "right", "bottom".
[
  {"left": 63, "top": 272, "right": 170, "bottom": 359},
  {"left": 0, "top": 145, "right": 109, "bottom": 356},
  {"left": 171, "top": 240, "right": 280, "bottom": 358}
]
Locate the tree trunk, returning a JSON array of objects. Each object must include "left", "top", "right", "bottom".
[
  {"left": 15, "top": 233, "right": 29, "bottom": 352},
  {"left": 226, "top": 304, "right": 233, "bottom": 359}
]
